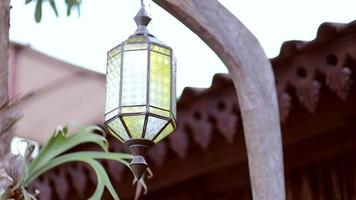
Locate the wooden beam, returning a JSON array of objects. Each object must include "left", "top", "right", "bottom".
[
  {"left": 148, "top": 135, "right": 248, "bottom": 192},
  {"left": 152, "top": 0, "right": 285, "bottom": 199}
]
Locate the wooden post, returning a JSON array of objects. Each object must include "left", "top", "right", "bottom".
[
  {"left": 0, "top": 0, "right": 9, "bottom": 106},
  {"left": 152, "top": 0, "right": 286, "bottom": 199}
]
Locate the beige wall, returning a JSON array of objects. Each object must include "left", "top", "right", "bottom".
[{"left": 9, "top": 43, "right": 105, "bottom": 143}]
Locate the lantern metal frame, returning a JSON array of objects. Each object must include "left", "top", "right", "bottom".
[
  {"left": 104, "top": 1, "right": 177, "bottom": 179},
  {"left": 104, "top": 37, "right": 177, "bottom": 143}
]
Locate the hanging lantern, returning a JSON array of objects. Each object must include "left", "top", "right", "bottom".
[{"left": 104, "top": 1, "right": 176, "bottom": 179}]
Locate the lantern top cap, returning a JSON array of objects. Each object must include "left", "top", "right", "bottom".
[{"left": 133, "top": 3, "right": 151, "bottom": 35}]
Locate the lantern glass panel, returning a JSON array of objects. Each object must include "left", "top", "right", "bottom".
[
  {"left": 122, "top": 115, "right": 145, "bottom": 139},
  {"left": 124, "top": 43, "right": 148, "bottom": 51},
  {"left": 151, "top": 44, "right": 171, "bottom": 55},
  {"left": 126, "top": 35, "right": 147, "bottom": 43},
  {"left": 149, "top": 50, "right": 171, "bottom": 110},
  {"left": 121, "top": 50, "right": 148, "bottom": 106},
  {"left": 153, "top": 122, "right": 174, "bottom": 143},
  {"left": 144, "top": 116, "right": 168, "bottom": 140},
  {"left": 121, "top": 106, "right": 146, "bottom": 114},
  {"left": 108, "top": 118, "right": 129, "bottom": 141},
  {"left": 149, "top": 107, "right": 170, "bottom": 118},
  {"left": 172, "top": 57, "right": 177, "bottom": 119},
  {"left": 105, "top": 108, "right": 118, "bottom": 121},
  {"left": 105, "top": 48, "right": 121, "bottom": 114}
]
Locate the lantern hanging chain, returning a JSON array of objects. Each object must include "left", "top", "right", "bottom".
[{"left": 141, "top": 0, "right": 144, "bottom": 7}]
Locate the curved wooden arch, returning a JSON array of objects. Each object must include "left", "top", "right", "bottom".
[{"left": 152, "top": 0, "right": 286, "bottom": 199}]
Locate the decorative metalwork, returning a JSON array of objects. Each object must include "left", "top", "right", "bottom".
[{"left": 104, "top": 1, "right": 177, "bottom": 179}]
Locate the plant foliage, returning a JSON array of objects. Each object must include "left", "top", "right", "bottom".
[
  {"left": 0, "top": 125, "right": 133, "bottom": 200},
  {"left": 25, "top": 0, "right": 81, "bottom": 23}
]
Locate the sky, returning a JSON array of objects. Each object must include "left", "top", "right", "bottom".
[{"left": 9, "top": 0, "right": 356, "bottom": 95}]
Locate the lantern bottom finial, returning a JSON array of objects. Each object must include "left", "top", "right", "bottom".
[
  {"left": 130, "top": 155, "right": 148, "bottom": 180},
  {"left": 125, "top": 139, "right": 155, "bottom": 180}
]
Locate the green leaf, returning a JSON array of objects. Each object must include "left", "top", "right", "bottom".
[
  {"left": 26, "top": 151, "right": 131, "bottom": 184},
  {"left": 22, "top": 187, "right": 37, "bottom": 200},
  {"left": 21, "top": 124, "right": 134, "bottom": 200},
  {"left": 65, "top": 0, "right": 81, "bottom": 16},
  {"left": 22, "top": 189, "right": 31, "bottom": 200},
  {"left": 0, "top": 189, "right": 5, "bottom": 199},
  {"left": 86, "top": 160, "right": 118, "bottom": 200},
  {"left": 49, "top": 0, "right": 58, "bottom": 17},
  {"left": 25, "top": 151, "right": 132, "bottom": 199},
  {"left": 27, "top": 125, "right": 108, "bottom": 181},
  {"left": 25, "top": 0, "right": 32, "bottom": 4},
  {"left": 34, "top": 0, "right": 43, "bottom": 23},
  {"left": 66, "top": 0, "right": 73, "bottom": 16}
]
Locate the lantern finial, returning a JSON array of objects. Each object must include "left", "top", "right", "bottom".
[
  {"left": 134, "top": 1, "right": 151, "bottom": 35},
  {"left": 125, "top": 139, "right": 154, "bottom": 179}
]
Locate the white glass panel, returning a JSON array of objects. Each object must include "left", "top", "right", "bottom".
[
  {"left": 145, "top": 116, "right": 168, "bottom": 140},
  {"left": 121, "top": 50, "right": 148, "bottom": 106},
  {"left": 105, "top": 108, "right": 118, "bottom": 121},
  {"left": 105, "top": 49, "right": 121, "bottom": 114}
]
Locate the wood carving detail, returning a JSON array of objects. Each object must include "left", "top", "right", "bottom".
[
  {"left": 190, "top": 118, "right": 213, "bottom": 150},
  {"left": 67, "top": 165, "right": 87, "bottom": 196},
  {"left": 168, "top": 126, "right": 189, "bottom": 159},
  {"left": 52, "top": 170, "right": 70, "bottom": 200},
  {"left": 326, "top": 67, "right": 353, "bottom": 100},
  {"left": 278, "top": 92, "right": 292, "bottom": 124},
  {"left": 214, "top": 97, "right": 239, "bottom": 143},
  {"left": 296, "top": 80, "right": 321, "bottom": 113},
  {"left": 148, "top": 142, "right": 168, "bottom": 166}
]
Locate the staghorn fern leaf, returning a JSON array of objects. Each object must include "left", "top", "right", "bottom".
[
  {"left": 22, "top": 125, "right": 133, "bottom": 200},
  {"left": 27, "top": 125, "right": 108, "bottom": 182},
  {"left": 25, "top": 152, "right": 132, "bottom": 199},
  {"left": 25, "top": 151, "right": 132, "bottom": 184}
]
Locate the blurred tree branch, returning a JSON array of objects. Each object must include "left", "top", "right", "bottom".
[
  {"left": 0, "top": 0, "right": 11, "bottom": 159},
  {"left": 0, "top": 0, "right": 9, "bottom": 108}
]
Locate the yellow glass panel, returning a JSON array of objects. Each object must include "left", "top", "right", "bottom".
[
  {"left": 150, "top": 51, "right": 171, "bottom": 110},
  {"left": 105, "top": 50, "right": 121, "bottom": 114},
  {"left": 122, "top": 115, "right": 145, "bottom": 139},
  {"left": 121, "top": 106, "right": 146, "bottom": 114},
  {"left": 121, "top": 50, "right": 148, "bottom": 106},
  {"left": 153, "top": 122, "right": 175, "bottom": 143},
  {"left": 151, "top": 44, "right": 171, "bottom": 56},
  {"left": 108, "top": 129, "right": 124, "bottom": 142},
  {"left": 149, "top": 107, "right": 170, "bottom": 118},
  {"left": 126, "top": 35, "right": 147, "bottom": 43},
  {"left": 108, "top": 118, "right": 130, "bottom": 141},
  {"left": 145, "top": 116, "right": 168, "bottom": 140},
  {"left": 124, "top": 43, "right": 148, "bottom": 51},
  {"left": 107, "top": 46, "right": 121, "bottom": 60}
]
